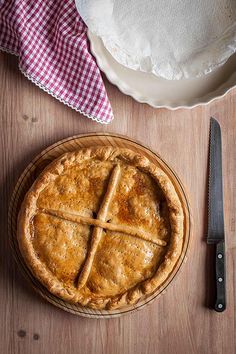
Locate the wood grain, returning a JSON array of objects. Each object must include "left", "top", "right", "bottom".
[{"left": 0, "top": 51, "right": 235, "bottom": 354}]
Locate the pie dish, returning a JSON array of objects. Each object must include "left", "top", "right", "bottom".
[
  {"left": 88, "top": 31, "right": 236, "bottom": 110},
  {"left": 17, "top": 147, "right": 184, "bottom": 310}
]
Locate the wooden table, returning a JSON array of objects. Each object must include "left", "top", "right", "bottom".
[{"left": 0, "top": 52, "right": 235, "bottom": 354}]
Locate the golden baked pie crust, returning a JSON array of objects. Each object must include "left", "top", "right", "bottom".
[{"left": 17, "top": 147, "right": 184, "bottom": 310}]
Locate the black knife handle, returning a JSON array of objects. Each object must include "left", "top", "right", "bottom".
[{"left": 214, "top": 241, "right": 226, "bottom": 312}]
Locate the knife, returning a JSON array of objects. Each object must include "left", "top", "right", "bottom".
[{"left": 207, "top": 117, "right": 226, "bottom": 312}]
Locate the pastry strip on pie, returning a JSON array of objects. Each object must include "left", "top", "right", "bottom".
[
  {"left": 77, "top": 164, "right": 121, "bottom": 289},
  {"left": 42, "top": 209, "right": 167, "bottom": 247}
]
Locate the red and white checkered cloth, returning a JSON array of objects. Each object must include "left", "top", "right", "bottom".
[{"left": 0, "top": 0, "right": 113, "bottom": 124}]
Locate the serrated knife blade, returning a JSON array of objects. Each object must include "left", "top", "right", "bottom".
[
  {"left": 208, "top": 118, "right": 225, "bottom": 243},
  {"left": 207, "top": 117, "right": 226, "bottom": 312}
]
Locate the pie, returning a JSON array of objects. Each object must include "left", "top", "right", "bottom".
[{"left": 17, "top": 147, "right": 184, "bottom": 310}]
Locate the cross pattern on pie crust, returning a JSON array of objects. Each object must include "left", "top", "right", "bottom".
[{"left": 40, "top": 164, "right": 167, "bottom": 289}]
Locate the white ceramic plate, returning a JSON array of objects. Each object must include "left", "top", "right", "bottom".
[{"left": 88, "top": 31, "right": 236, "bottom": 109}]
